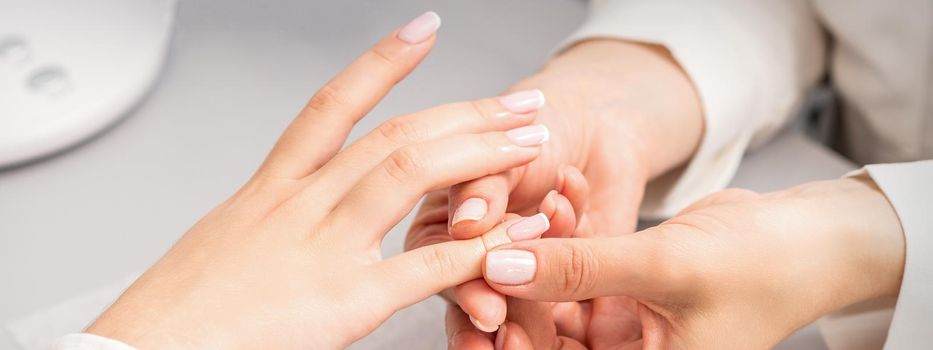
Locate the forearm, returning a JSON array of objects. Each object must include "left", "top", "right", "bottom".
[{"left": 511, "top": 39, "right": 704, "bottom": 179}]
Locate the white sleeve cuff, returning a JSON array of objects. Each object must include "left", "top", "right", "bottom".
[
  {"left": 51, "top": 333, "right": 137, "bottom": 350},
  {"left": 862, "top": 161, "right": 933, "bottom": 349},
  {"left": 557, "top": 0, "right": 824, "bottom": 218}
]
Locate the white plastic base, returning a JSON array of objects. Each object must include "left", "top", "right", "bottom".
[{"left": 0, "top": 0, "right": 178, "bottom": 167}]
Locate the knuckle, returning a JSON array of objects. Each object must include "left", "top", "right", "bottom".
[
  {"left": 384, "top": 146, "right": 425, "bottom": 183},
  {"left": 306, "top": 84, "right": 346, "bottom": 114},
  {"left": 366, "top": 46, "right": 401, "bottom": 70},
  {"left": 376, "top": 117, "right": 425, "bottom": 145},
  {"left": 555, "top": 244, "right": 599, "bottom": 298},
  {"left": 421, "top": 245, "right": 462, "bottom": 277},
  {"left": 467, "top": 100, "right": 493, "bottom": 122},
  {"left": 480, "top": 133, "right": 504, "bottom": 150}
]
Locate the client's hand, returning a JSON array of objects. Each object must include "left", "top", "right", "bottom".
[
  {"left": 85, "top": 12, "right": 550, "bottom": 350},
  {"left": 483, "top": 178, "right": 905, "bottom": 349}
]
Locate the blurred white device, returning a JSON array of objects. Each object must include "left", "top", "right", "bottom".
[{"left": 0, "top": 0, "right": 178, "bottom": 167}]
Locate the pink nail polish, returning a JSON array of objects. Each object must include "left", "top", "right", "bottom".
[
  {"left": 498, "top": 89, "right": 546, "bottom": 114},
  {"left": 452, "top": 198, "right": 487, "bottom": 226},
  {"left": 397, "top": 11, "right": 442, "bottom": 44},
  {"left": 486, "top": 249, "right": 536, "bottom": 285},
  {"left": 505, "top": 124, "right": 549, "bottom": 147},
  {"left": 507, "top": 213, "right": 550, "bottom": 241}
]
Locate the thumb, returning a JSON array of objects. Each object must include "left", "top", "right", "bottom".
[
  {"left": 447, "top": 170, "right": 524, "bottom": 240},
  {"left": 482, "top": 235, "right": 691, "bottom": 301},
  {"left": 372, "top": 214, "right": 550, "bottom": 312}
]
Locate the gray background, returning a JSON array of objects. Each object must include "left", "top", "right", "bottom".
[{"left": 0, "top": 1, "right": 851, "bottom": 348}]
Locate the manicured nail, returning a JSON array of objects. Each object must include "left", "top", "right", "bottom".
[
  {"left": 499, "top": 89, "right": 546, "bottom": 114},
  {"left": 451, "top": 198, "right": 487, "bottom": 226},
  {"left": 494, "top": 323, "right": 507, "bottom": 350},
  {"left": 469, "top": 314, "right": 499, "bottom": 333},
  {"left": 505, "top": 124, "right": 549, "bottom": 147},
  {"left": 397, "top": 11, "right": 442, "bottom": 44},
  {"left": 486, "top": 249, "right": 536, "bottom": 285},
  {"left": 507, "top": 213, "right": 550, "bottom": 241}
]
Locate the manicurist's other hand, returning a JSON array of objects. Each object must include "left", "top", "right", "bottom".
[
  {"left": 483, "top": 178, "right": 905, "bottom": 349},
  {"left": 86, "top": 12, "right": 550, "bottom": 350}
]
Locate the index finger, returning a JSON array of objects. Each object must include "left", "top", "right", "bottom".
[
  {"left": 372, "top": 212, "right": 550, "bottom": 313},
  {"left": 256, "top": 11, "right": 442, "bottom": 180}
]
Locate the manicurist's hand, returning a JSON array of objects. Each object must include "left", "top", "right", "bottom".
[
  {"left": 408, "top": 165, "right": 615, "bottom": 344},
  {"left": 433, "top": 170, "right": 644, "bottom": 349},
  {"left": 483, "top": 178, "right": 905, "bottom": 349},
  {"left": 85, "top": 12, "right": 550, "bottom": 350},
  {"left": 446, "top": 38, "right": 706, "bottom": 240},
  {"left": 407, "top": 39, "right": 705, "bottom": 335}
]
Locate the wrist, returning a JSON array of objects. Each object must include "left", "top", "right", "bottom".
[
  {"left": 86, "top": 306, "right": 203, "bottom": 350},
  {"left": 511, "top": 39, "right": 704, "bottom": 180},
  {"left": 827, "top": 177, "right": 905, "bottom": 300},
  {"left": 787, "top": 178, "right": 905, "bottom": 312},
  {"left": 85, "top": 276, "right": 240, "bottom": 350}
]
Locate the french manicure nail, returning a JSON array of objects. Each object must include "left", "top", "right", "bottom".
[
  {"left": 469, "top": 315, "right": 500, "bottom": 333},
  {"left": 397, "top": 11, "right": 442, "bottom": 44},
  {"left": 452, "top": 198, "right": 487, "bottom": 226},
  {"left": 494, "top": 323, "right": 507, "bottom": 350},
  {"left": 505, "top": 124, "right": 549, "bottom": 147},
  {"left": 507, "top": 213, "right": 550, "bottom": 241},
  {"left": 486, "top": 249, "right": 536, "bottom": 285},
  {"left": 499, "top": 89, "right": 546, "bottom": 114}
]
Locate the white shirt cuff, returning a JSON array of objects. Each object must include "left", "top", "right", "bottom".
[
  {"left": 556, "top": 0, "right": 824, "bottom": 218},
  {"left": 51, "top": 333, "right": 137, "bottom": 350}
]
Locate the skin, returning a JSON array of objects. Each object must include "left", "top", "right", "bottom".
[
  {"left": 437, "top": 166, "right": 645, "bottom": 349},
  {"left": 406, "top": 39, "right": 705, "bottom": 339},
  {"left": 85, "top": 23, "right": 555, "bottom": 350},
  {"left": 485, "top": 177, "right": 905, "bottom": 349},
  {"left": 76, "top": 16, "right": 905, "bottom": 350},
  {"left": 407, "top": 39, "right": 905, "bottom": 348}
]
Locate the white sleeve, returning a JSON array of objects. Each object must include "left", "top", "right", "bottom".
[
  {"left": 819, "top": 160, "right": 933, "bottom": 349},
  {"left": 50, "top": 334, "right": 137, "bottom": 350},
  {"left": 559, "top": 0, "right": 827, "bottom": 218},
  {"left": 860, "top": 161, "right": 933, "bottom": 349}
]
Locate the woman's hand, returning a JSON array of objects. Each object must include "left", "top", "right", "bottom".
[
  {"left": 445, "top": 38, "right": 707, "bottom": 239},
  {"left": 85, "top": 12, "right": 550, "bottom": 349},
  {"left": 406, "top": 38, "right": 706, "bottom": 331},
  {"left": 483, "top": 177, "right": 905, "bottom": 349}
]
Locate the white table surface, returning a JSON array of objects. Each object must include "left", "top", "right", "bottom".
[{"left": 0, "top": 1, "right": 854, "bottom": 348}]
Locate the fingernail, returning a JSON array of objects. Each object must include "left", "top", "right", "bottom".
[
  {"left": 494, "top": 323, "right": 507, "bottom": 350},
  {"left": 469, "top": 314, "right": 500, "bottom": 333},
  {"left": 397, "top": 11, "right": 442, "bottom": 44},
  {"left": 451, "top": 198, "right": 487, "bottom": 226},
  {"left": 486, "top": 249, "right": 536, "bottom": 285},
  {"left": 499, "top": 89, "right": 546, "bottom": 114},
  {"left": 505, "top": 124, "right": 549, "bottom": 147},
  {"left": 507, "top": 213, "right": 550, "bottom": 241}
]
